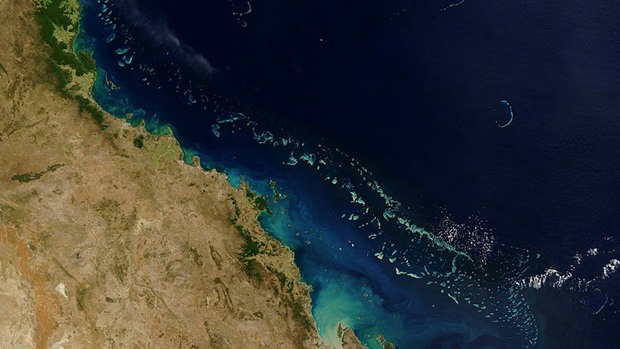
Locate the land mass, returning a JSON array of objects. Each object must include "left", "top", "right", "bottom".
[{"left": 0, "top": 0, "right": 383, "bottom": 348}]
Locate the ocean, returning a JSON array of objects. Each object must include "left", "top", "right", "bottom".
[{"left": 79, "top": 0, "right": 619, "bottom": 347}]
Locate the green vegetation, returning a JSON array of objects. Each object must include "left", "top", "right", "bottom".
[
  {"left": 245, "top": 188, "right": 272, "bottom": 214},
  {"left": 11, "top": 172, "right": 43, "bottom": 183},
  {"left": 11, "top": 163, "right": 64, "bottom": 183},
  {"left": 244, "top": 259, "right": 264, "bottom": 281},
  {"left": 229, "top": 205, "right": 312, "bottom": 335},
  {"left": 188, "top": 246, "right": 203, "bottom": 267},
  {"left": 113, "top": 257, "right": 128, "bottom": 283},
  {"left": 231, "top": 222, "right": 265, "bottom": 281},
  {"left": 36, "top": 231, "right": 51, "bottom": 247},
  {"left": 0, "top": 204, "right": 18, "bottom": 224},
  {"left": 34, "top": 0, "right": 108, "bottom": 129},
  {"left": 77, "top": 50, "right": 97, "bottom": 71},
  {"left": 377, "top": 335, "right": 396, "bottom": 349},
  {"left": 75, "top": 284, "right": 90, "bottom": 311},
  {"left": 36, "top": 0, "right": 89, "bottom": 76},
  {"left": 290, "top": 298, "right": 313, "bottom": 334},
  {"left": 253, "top": 196, "right": 271, "bottom": 213},
  {"left": 230, "top": 198, "right": 241, "bottom": 217},
  {"left": 234, "top": 224, "right": 260, "bottom": 258},
  {"left": 133, "top": 135, "right": 145, "bottom": 148},
  {"left": 229, "top": 218, "right": 312, "bottom": 337},
  {"left": 246, "top": 188, "right": 255, "bottom": 200},
  {"left": 269, "top": 180, "right": 286, "bottom": 202},
  {"left": 268, "top": 266, "right": 290, "bottom": 291},
  {"left": 76, "top": 95, "right": 106, "bottom": 127}
]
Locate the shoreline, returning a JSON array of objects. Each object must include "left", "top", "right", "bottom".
[
  {"left": 51, "top": 0, "right": 321, "bottom": 333},
  {"left": 22, "top": 1, "right": 398, "bottom": 348},
  {"left": 0, "top": 0, "right": 354, "bottom": 347}
]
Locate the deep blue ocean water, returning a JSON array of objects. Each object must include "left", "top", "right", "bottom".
[{"left": 79, "top": 0, "right": 619, "bottom": 347}]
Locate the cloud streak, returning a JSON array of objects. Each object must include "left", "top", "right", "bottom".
[{"left": 111, "top": 0, "right": 215, "bottom": 80}]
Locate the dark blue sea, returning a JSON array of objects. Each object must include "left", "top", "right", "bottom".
[{"left": 79, "top": 0, "right": 620, "bottom": 347}]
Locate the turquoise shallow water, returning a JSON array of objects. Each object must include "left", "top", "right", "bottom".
[
  {"left": 90, "top": 71, "right": 530, "bottom": 347},
  {"left": 77, "top": 0, "right": 620, "bottom": 347}
]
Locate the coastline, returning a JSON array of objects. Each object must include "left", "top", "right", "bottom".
[
  {"left": 19, "top": 0, "right": 619, "bottom": 347},
  {"left": 0, "top": 0, "right": 374, "bottom": 347}
]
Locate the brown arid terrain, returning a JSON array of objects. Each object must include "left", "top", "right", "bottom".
[{"left": 0, "top": 0, "right": 376, "bottom": 348}]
